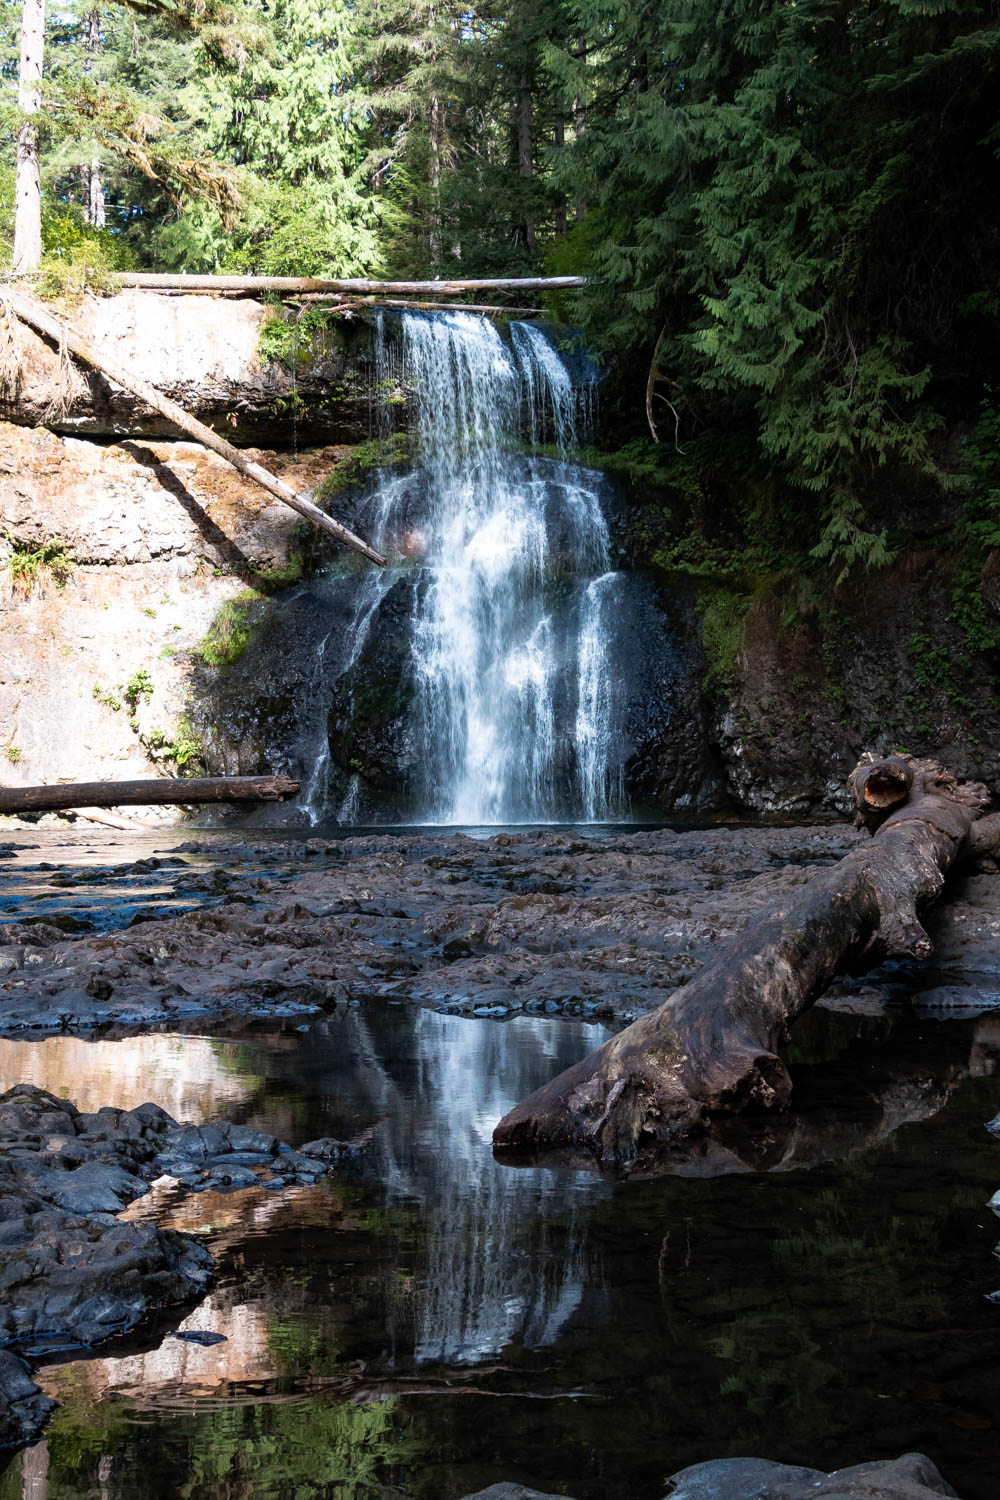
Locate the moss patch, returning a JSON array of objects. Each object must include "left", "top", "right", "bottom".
[
  {"left": 318, "top": 433, "right": 412, "bottom": 502},
  {"left": 195, "top": 591, "right": 271, "bottom": 668}
]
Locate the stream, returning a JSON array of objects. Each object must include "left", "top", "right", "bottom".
[{"left": 0, "top": 829, "right": 999, "bottom": 1498}]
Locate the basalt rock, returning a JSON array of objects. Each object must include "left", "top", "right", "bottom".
[
  {"left": 0, "top": 1082, "right": 351, "bottom": 1448},
  {"left": 1, "top": 822, "right": 997, "bottom": 1039},
  {"left": 664, "top": 1451, "right": 959, "bottom": 1499}
]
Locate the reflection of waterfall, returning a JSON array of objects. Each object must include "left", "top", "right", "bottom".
[
  {"left": 303, "top": 311, "right": 626, "bottom": 825},
  {"left": 361, "top": 1009, "right": 612, "bottom": 1366}
]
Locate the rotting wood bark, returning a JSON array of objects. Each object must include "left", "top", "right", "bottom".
[
  {"left": 0, "top": 776, "right": 300, "bottom": 814},
  {"left": 1, "top": 291, "right": 386, "bottom": 567},
  {"left": 493, "top": 754, "right": 998, "bottom": 1166}
]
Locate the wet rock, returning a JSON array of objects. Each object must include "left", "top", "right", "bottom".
[
  {"left": 0, "top": 1080, "right": 353, "bottom": 1446},
  {"left": 0, "top": 1350, "right": 57, "bottom": 1451},
  {"left": 457, "top": 1488, "right": 577, "bottom": 1500},
  {"left": 299, "top": 1137, "right": 359, "bottom": 1162},
  {"left": 0, "top": 822, "right": 995, "bottom": 1032},
  {"left": 663, "top": 1452, "right": 959, "bottom": 1500}
]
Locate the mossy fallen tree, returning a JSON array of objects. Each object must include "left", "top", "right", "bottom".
[{"left": 494, "top": 755, "right": 1000, "bottom": 1166}]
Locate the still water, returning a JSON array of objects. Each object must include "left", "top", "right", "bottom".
[{"left": 0, "top": 1000, "right": 999, "bottom": 1499}]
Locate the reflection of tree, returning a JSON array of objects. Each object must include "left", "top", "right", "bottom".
[
  {"left": 173, "top": 1400, "right": 418, "bottom": 1499},
  {"left": 4, "top": 1006, "right": 997, "bottom": 1500},
  {"left": 702, "top": 1177, "right": 946, "bottom": 1444},
  {"left": 3, "top": 1387, "right": 420, "bottom": 1500},
  {"left": 644, "top": 1071, "right": 1000, "bottom": 1481}
]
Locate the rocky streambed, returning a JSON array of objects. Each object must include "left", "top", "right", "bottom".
[
  {"left": 0, "top": 820, "right": 998, "bottom": 1497},
  {"left": 4, "top": 820, "right": 999, "bottom": 1037}
]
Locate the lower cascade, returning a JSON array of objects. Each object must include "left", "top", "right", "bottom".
[{"left": 315, "top": 310, "right": 627, "bottom": 825}]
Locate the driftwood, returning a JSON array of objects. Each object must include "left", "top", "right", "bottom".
[
  {"left": 493, "top": 755, "right": 998, "bottom": 1166},
  {"left": 109, "top": 273, "right": 586, "bottom": 296},
  {"left": 0, "top": 776, "right": 300, "bottom": 814},
  {"left": 2, "top": 291, "right": 386, "bottom": 567}
]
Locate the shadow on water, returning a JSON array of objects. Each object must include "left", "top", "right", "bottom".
[{"left": 0, "top": 998, "right": 998, "bottom": 1499}]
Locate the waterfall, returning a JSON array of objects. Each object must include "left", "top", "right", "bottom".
[{"left": 316, "top": 310, "right": 627, "bottom": 825}]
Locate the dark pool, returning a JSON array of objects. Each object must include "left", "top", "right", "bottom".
[{"left": 0, "top": 993, "right": 997, "bottom": 1500}]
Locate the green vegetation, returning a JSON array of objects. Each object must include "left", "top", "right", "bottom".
[
  {"left": 258, "top": 306, "right": 341, "bottom": 370},
  {"left": 194, "top": 591, "right": 268, "bottom": 668},
  {"left": 696, "top": 587, "right": 754, "bottom": 697},
  {"left": 319, "top": 433, "right": 412, "bottom": 502},
  {"left": 91, "top": 682, "right": 121, "bottom": 712},
  {"left": 144, "top": 716, "right": 205, "bottom": 773},
  {"left": 7, "top": 538, "right": 74, "bottom": 596},
  {"left": 247, "top": 550, "right": 306, "bottom": 594},
  {"left": 3, "top": 0, "right": 999, "bottom": 652},
  {"left": 4, "top": 745, "right": 23, "bottom": 765},
  {"left": 123, "top": 668, "right": 153, "bottom": 710},
  {"left": 951, "top": 401, "right": 1000, "bottom": 658}
]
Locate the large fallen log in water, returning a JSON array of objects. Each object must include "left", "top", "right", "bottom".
[
  {"left": 1, "top": 290, "right": 386, "bottom": 566},
  {"left": 494, "top": 755, "right": 999, "bottom": 1165},
  {"left": 0, "top": 775, "right": 300, "bottom": 814}
]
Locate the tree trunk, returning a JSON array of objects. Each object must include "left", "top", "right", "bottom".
[
  {"left": 572, "top": 36, "right": 587, "bottom": 223},
  {"left": 83, "top": 9, "right": 105, "bottom": 228},
  {"left": 3, "top": 290, "right": 386, "bottom": 566},
  {"left": 106, "top": 274, "right": 585, "bottom": 295},
  {"left": 494, "top": 756, "right": 996, "bottom": 1166},
  {"left": 517, "top": 75, "right": 535, "bottom": 251},
  {"left": 0, "top": 776, "right": 301, "bottom": 814},
  {"left": 13, "top": 0, "right": 46, "bottom": 274},
  {"left": 428, "top": 92, "right": 443, "bottom": 272},
  {"left": 553, "top": 115, "right": 567, "bottom": 236},
  {"left": 291, "top": 297, "right": 544, "bottom": 316}
]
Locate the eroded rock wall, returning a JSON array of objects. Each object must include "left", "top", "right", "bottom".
[
  {"left": 713, "top": 550, "right": 1000, "bottom": 816},
  {"left": 3, "top": 292, "right": 374, "bottom": 446},
  {"left": 0, "top": 420, "right": 346, "bottom": 796}
]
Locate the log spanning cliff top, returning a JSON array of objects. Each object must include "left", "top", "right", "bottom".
[
  {"left": 1, "top": 270, "right": 587, "bottom": 318},
  {"left": 0, "top": 275, "right": 589, "bottom": 560},
  {"left": 112, "top": 272, "right": 587, "bottom": 300}
]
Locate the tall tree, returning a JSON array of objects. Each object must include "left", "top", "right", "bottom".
[
  {"left": 12, "top": 0, "right": 44, "bottom": 270},
  {"left": 547, "top": 0, "right": 1000, "bottom": 566}
]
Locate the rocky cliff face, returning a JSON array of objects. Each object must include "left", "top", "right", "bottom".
[
  {"left": 3, "top": 292, "right": 373, "bottom": 447},
  {"left": 712, "top": 548, "right": 1000, "bottom": 816},
  {"left": 0, "top": 419, "right": 349, "bottom": 799}
]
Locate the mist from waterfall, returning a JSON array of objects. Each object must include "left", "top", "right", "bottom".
[{"left": 311, "top": 309, "right": 627, "bottom": 825}]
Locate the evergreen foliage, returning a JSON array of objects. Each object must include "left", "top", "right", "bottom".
[{"left": 3, "top": 0, "right": 1000, "bottom": 581}]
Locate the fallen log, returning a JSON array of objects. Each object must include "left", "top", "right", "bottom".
[
  {"left": 1, "top": 291, "right": 386, "bottom": 567},
  {"left": 493, "top": 755, "right": 998, "bottom": 1166},
  {"left": 109, "top": 273, "right": 586, "bottom": 296},
  {"left": 291, "top": 297, "right": 545, "bottom": 317},
  {"left": 0, "top": 776, "right": 300, "bottom": 814}
]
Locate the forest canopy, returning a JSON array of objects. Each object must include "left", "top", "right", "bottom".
[{"left": 3, "top": 0, "right": 1000, "bottom": 567}]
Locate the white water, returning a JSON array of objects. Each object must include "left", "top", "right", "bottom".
[{"left": 313, "top": 311, "right": 626, "bottom": 825}]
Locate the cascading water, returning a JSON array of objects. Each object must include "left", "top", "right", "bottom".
[{"left": 313, "top": 310, "right": 627, "bottom": 825}]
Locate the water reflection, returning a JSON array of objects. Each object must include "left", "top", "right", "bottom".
[
  {"left": 0, "top": 1034, "right": 254, "bottom": 1120},
  {"left": 1, "top": 1004, "right": 999, "bottom": 1499}
]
